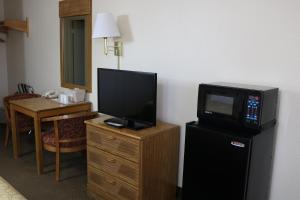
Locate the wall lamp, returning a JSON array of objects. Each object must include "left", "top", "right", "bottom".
[{"left": 93, "top": 12, "right": 122, "bottom": 69}]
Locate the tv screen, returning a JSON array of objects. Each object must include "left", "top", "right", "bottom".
[{"left": 98, "top": 68, "right": 157, "bottom": 129}]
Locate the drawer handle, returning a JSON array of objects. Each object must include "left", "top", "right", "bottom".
[
  {"left": 106, "top": 136, "right": 116, "bottom": 141},
  {"left": 106, "top": 158, "right": 116, "bottom": 163},
  {"left": 105, "top": 178, "right": 116, "bottom": 185}
]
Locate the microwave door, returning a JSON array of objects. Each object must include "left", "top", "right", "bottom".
[
  {"left": 204, "top": 93, "right": 242, "bottom": 121},
  {"left": 197, "top": 86, "right": 243, "bottom": 122},
  {"left": 205, "top": 94, "right": 235, "bottom": 116}
]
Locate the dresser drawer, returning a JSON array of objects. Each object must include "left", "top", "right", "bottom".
[
  {"left": 87, "top": 146, "right": 139, "bottom": 187},
  {"left": 87, "top": 183, "right": 115, "bottom": 200},
  {"left": 87, "top": 126, "right": 140, "bottom": 162},
  {"left": 88, "top": 166, "right": 139, "bottom": 200}
]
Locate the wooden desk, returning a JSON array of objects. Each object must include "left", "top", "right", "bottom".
[{"left": 10, "top": 97, "right": 91, "bottom": 175}]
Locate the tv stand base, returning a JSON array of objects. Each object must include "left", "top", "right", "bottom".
[{"left": 104, "top": 117, "right": 152, "bottom": 130}]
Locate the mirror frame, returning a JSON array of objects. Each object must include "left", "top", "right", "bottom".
[{"left": 59, "top": 0, "right": 92, "bottom": 92}]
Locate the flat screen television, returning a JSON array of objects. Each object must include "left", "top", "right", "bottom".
[{"left": 98, "top": 68, "right": 157, "bottom": 130}]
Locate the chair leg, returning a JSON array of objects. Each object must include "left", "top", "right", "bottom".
[
  {"left": 56, "top": 150, "right": 60, "bottom": 181},
  {"left": 4, "top": 125, "right": 9, "bottom": 148}
]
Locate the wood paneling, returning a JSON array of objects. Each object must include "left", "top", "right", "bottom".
[
  {"left": 86, "top": 116, "right": 180, "bottom": 200},
  {"left": 59, "top": 0, "right": 91, "bottom": 17}
]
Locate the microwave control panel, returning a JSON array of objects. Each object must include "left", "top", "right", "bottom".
[{"left": 245, "top": 95, "right": 260, "bottom": 125}]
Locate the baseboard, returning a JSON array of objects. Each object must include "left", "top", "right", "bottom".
[{"left": 176, "top": 186, "right": 182, "bottom": 199}]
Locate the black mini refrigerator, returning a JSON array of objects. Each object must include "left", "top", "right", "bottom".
[
  {"left": 182, "top": 122, "right": 274, "bottom": 200},
  {"left": 182, "top": 83, "right": 278, "bottom": 200}
]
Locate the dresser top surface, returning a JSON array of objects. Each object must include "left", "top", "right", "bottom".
[{"left": 85, "top": 115, "right": 179, "bottom": 140}]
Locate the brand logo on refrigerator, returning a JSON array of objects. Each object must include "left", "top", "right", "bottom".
[
  {"left": 204, "top": 111, "right": 212, "bottom": 114},
  {"left": 231, "top": 141, "right": 245, "bottom": 148}
]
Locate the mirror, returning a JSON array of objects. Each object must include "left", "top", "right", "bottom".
[{"left": 60, "top": 1, "right": 92, "bottom": 92}]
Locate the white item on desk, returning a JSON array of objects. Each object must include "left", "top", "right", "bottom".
[
  {"left": 43, "top": 90, "right": 59, "bottom": 99},
  {"left": 71, "top": 88, "right": 86, "bottom": 103},
  {"left": 59, "top": 94, "right": 70, "bottom": 104}
]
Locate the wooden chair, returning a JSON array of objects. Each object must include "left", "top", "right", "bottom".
[
  {"left": 3, "top": 93, "right": 41, "bottom": 148},
  {"left": 41, "top": 111, "right": 98, "bottom": 181}
]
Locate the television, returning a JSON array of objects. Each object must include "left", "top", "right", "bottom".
[{"left": 98, "top": 68, "right": 157, "bottom": 130}]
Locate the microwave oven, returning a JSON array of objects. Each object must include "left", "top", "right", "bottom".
[{"left": 197, "top": 82, "right": 278, "bottom": 130}]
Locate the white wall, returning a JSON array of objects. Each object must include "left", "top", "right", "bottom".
[
  {"left": 22, "top": 0, "right": 60, "bottom": 94},
  {"left": 4, "top": 0, "right": 26, "bottom": 94},
  {"left": 5, "top": 0, "right": 300, "bottom": 199},
  {"left": 4, "top": 0, "right": 60, "bottom": 94},
  {"left": 0, "top": 0, "right": 8, "bottom": 106},
  {"left": 92, "top": 2, "right": 300, "bottom": 200}
]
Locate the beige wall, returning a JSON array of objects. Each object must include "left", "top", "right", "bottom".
[
  {"left": 4, "top": 0, "right": 300, "bottom": 199},
  {"left": 92, "top": 3, "right": 300, "bottom": 200},
  {"left": 0, "top": 0, "right": 8, "bottom": 106},
  {"left": 4, "top": 0, "right": 60, "bottom": 94},
  {"left": 4, "top": 0, "right": 26, "bottom": 94},
  {"left": 22, "top": 0, "right": 60, "bottom": 94}
]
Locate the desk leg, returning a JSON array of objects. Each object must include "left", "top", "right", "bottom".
[
  {"left": 10, "top": 105, "right": 20, "bottom": 159},
  {"left": 34, "top": 116, "right": 43, "bottom": 175}
]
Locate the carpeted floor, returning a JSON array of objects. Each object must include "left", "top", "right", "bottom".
[
  {"left": 0, "top": 124, "right": 92, "bottom": 200},
  {"left": 0, "top": 124, "right": 182, "bottom": 200}
]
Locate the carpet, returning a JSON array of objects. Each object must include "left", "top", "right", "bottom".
[
  {"left": 0, "top": 125, "right": 92, "bottom": 200},
  {"left": 0, "top": 176, "right": 27, "bottom": 199}
]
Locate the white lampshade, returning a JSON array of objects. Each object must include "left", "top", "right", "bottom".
[{"left": 93, "top": 12, "right": 120, "bottom": 38}]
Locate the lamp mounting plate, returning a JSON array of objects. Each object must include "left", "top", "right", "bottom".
[{"left": 114, "top": 41, "right": 122, "bottom": 56}]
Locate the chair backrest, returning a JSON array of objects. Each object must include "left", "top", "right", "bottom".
[
  {"left": 3, "top": 93, "right": 40, "bottom": 124},
  {"left": 17, "top": 83, "right": 34, "bottom": 94},
  {"left": 57, "top": 112, "right": 98, "bottom": 138}
]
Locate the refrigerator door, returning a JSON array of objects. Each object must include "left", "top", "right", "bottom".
[{"left": 182, "top": 123, "right": 252, "bottom": 200}]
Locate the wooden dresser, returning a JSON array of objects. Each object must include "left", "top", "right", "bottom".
[{"left": 85, "top": 116, "right": 180, "bottom": 200}]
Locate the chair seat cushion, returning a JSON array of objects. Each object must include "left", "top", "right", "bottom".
[{"left": 42, "top": 130, "right": 86, "bottom": 148}]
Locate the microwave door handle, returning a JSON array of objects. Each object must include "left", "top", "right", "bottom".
[{"left": 237, "top": 94, "right": 245, "bottom": 115}]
